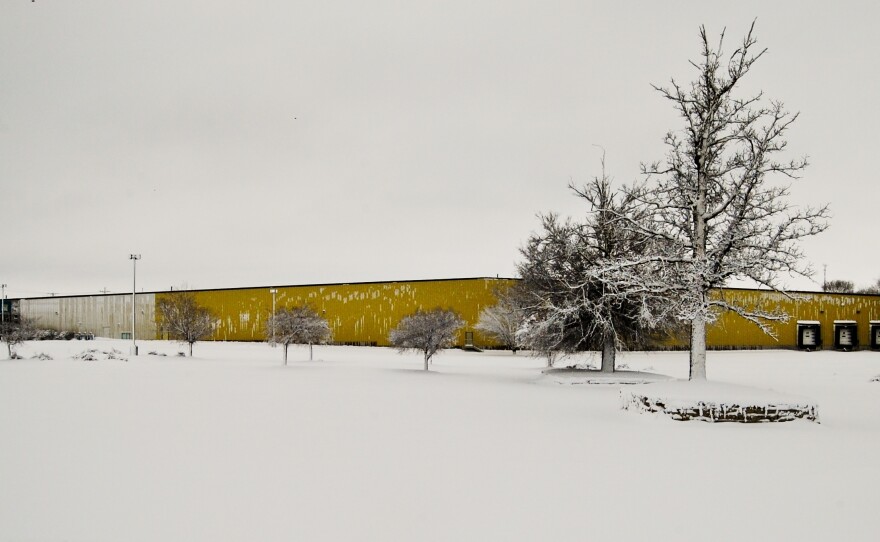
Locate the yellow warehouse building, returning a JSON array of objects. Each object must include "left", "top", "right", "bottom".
[{"left": 11, "top": 277, "right": 880, "bottom": 350}]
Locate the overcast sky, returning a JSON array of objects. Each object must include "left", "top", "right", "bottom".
[{"left": 1, "top": 1, "right": 876, "bottom": 299}]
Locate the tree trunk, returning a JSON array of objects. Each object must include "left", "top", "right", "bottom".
[
  {"left": 283, "top": 343, "right": 289, "bottom": 366},
  {"left": 309, "top": 343, "right": 313, "bottom": 361},
  {"left": 601, "top": 331, "right": 616, "bottom": 373},
  {"left": 424, "top": 351, "right": 429, "bottom": 371},
  {"left": 689, "top": 315, "right": 707, "bottom": 380},
  {"left": 188, "top": 342, "right": 193, "bottom": 357}
]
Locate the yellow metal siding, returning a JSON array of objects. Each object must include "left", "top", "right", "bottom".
[
  {"left": 155, "top": 279, "right": 517, "bottom": 347},
  {"left": 667, "top": 289, "right": 880, "bottom": 349},
  {"left": 17, "top": 281, "right": 874, "bottom": 350}
]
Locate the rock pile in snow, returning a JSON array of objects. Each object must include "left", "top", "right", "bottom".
[{"left": 620, "top": 381, "right": 819, "bottom": 423}]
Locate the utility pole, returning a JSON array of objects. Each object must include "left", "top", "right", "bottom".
[
  {"left": 823, "top": 263, "right": 828, "bottom": 291},
  {"left": 269, "top": 288, "right": 278, "bottom": 345},
  {"left": 130, "top": 254, "right": 141, "bottom": 355}
]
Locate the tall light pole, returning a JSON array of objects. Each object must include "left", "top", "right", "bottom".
[
  {"left": 269, "top": 288, "right": 278, "bottom": 345},
  {"left": 130, "top": 254, "right": 141, "bottom": 355}
]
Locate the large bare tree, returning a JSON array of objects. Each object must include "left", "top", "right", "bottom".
[
  {"left": 389, "top": 308, "right": 463, "bottom": 371},
  {"left": 628, "top": 22, "right": 828, "bottom": 380},
  {"left": 266, "top": 306, "right": 332, "bottom": 364},
  {"left": 516, "top": 161, "right": 673, "bottom": 372},
  {"left": 157, "top": 293, "right": 216, "bottom": 357}
]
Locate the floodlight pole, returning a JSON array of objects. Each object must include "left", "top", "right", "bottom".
[
  {"left": 269, "top": 288, "right": 278, "bottom": 345},
  {"left": 130, "top": 254, "right": 141, "bottom": 355}
]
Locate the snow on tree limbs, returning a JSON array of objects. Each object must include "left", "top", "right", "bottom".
[
  {"left": 389, "top": 308, "right": 463, "bottom": 371},
  {"left": 156, "top": 293, "right": 216, "bottom": 357},
  {"left": 266, "top": 306, "right": 331, "bottom": 364},
  {"left": 617, "top": 21, "right": 828, "bottom": 379},
  {"left": 517, "top": 157, "right": 678, "bottom": 371}
]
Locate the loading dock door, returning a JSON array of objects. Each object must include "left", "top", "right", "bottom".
[
  {"left": 802, "top": 327, "right": 817, "bottom": 346},
  {"left": 833, "top": 320, "right": 858, "bottom": 351},
  {"left": 838, "top": 328, "right": 853, "bottom": 346},
  {"left": 797, "top": 321, "right": 821, "bottom": 350}
]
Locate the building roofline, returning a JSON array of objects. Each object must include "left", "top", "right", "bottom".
[
  {"left": 10, "top": 278, "right": 880, "bottom": 302},
  {"left": 10, "top": 276, "right": 519, "bottom": 301}
]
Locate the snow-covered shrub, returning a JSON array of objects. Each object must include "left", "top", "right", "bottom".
[
  {"left": 73, "top": 349, "right": 127, "bottom": 361},
  {"left": 33, "top": 329, "right": 59, "bottom": 341},
  {"left": 31, "top": 353, "right": 53, "bottom": 360},
  {"left": 74, "top": 349, "right": 99, "bottom": 361}
]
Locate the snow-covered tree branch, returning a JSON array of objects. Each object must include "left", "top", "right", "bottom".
[
  {"left": 0, "top": 316, "right": 36, "bottom": 359},
  {"left": 157, "top": 293, "right": 216, "bottom": 357},
  {"left": 389, "top": 309, "right": 463, "bottom": 371},
  {"left": 627, "top": 21, "right": 829, "bottom": 380},
  {"left": 474, "top": 285, "right": 526, "bottom": 353},
  {"left": 266, "top": 306, "right": 332, "bottom": 364},
  {"left": 517, "top": 156, "right": 678, "bottom": 371}
]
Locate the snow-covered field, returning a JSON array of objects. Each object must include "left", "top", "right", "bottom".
[{"left": 1, "top": 340, "right": 878, "bottom": 541}]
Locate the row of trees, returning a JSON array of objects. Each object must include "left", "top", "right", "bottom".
[
  {"left": 0, "top": 293, "right": 465, "bottom": 369},
  {"left": 156, "top": 293, "right": 332, "bottom": 363},
  {"left": 157, "top": 292, "right": 464, "bottom": 369},
  {"left": 823, "top": 278, "right": 880, "bottom": 295}
]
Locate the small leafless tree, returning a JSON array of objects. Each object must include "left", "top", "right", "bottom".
[
  {"left": 157, "top": 293, "right": 216, "bottom": 357},
  {"left": 0, "top": 316, "right": 36, "bottom": 359},
  {"left": 823, "top": 280, "right": 854, "bottom": 293},
  {"left": 621, "top": 22, "right": 829, "bottom": 380},
  {"left": 389, "top": 308, "right": 464, "bottom": 371},
  {"left": 474, "top": 285, "right": 526, "bottom": 353},
  {"left": 266, "top": 306, "right": 332, "bottom": 364}
]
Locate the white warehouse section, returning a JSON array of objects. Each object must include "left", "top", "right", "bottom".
[{"left": 19, "top": 294, "right": 157, "bottom": 339}]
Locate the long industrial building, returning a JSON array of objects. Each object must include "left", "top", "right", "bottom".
[{"left": 7, "top": 277, "right": 880, "bottom": 350}]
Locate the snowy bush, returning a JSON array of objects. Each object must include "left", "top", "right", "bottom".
[
  {"left": 31, "top": 353, "right": 53, "bottom": 360},
  {"left": 74, "top": 350, "right": 99, "bottom": 361},
  {"left": 105, "top": 349, "right": 126, "bottom": 360},
  {"left": 74, "top": 349, "right": 127, "bottom": 362}
]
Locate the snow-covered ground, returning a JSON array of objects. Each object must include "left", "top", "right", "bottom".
[{"left": 1, "top": 340, "right": 878, "bottom": 541}]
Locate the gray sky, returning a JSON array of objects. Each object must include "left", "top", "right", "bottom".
[{"left": 2, "top": 1, "right": 876, "bottom": 298}]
